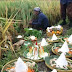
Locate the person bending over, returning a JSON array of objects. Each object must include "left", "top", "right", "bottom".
[{"left": 29, "top": 7, "right": 50, "bottom": 30}]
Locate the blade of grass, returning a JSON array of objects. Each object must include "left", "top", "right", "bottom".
[{"left": 0, "top": 47, "right": 1, "bottom": 59}]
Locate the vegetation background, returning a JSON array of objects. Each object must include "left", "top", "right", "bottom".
[{"left": 0, "top": 0, "right": 60, "bottom": 26}]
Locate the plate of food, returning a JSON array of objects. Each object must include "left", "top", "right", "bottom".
[
  {"left": 46, "top": 25, "right": 63, "bottom": 37},
  {"left": 45, "top": 53, "right": 72, "bottom": 72},
  {"left": 52, "top": 41, "right": 72, "bottom": 58},
  {"left": 1, "top": 57, "right": 38, "bottom": 72},
  {"left": 47, "top": 34, "right": 62, "bottom": 43},
  {"left": 23, "top": 42, "right": 49, "bottom": 62},
  {"left": 61, "top": 35, "right": 72, "bottom": 45}
]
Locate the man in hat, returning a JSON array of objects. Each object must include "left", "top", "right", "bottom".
[
  {"left": 29, "top": 7, "right": 49, "bottom": 30},
  {"left": 60, "top": 0, "right": 72, "bottom": 27}
]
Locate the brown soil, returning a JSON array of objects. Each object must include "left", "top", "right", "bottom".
[{"left": 37, "top": 61, "right": 51, "bottom": 72}]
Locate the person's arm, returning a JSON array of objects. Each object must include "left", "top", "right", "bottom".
[{"left": 32, "top": 15, "right": 43, "bottom": 25}]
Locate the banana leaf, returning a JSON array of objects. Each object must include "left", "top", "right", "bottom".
[
  {"left": 52, "top": 43, "right": 72, "bottom": 57},
  {"left": 23, "top": 44, "right": 50, "bottom": 62},
  {"left": 45, "top": 55, "right": 72, "bottom": 70},
  {"left": 1, "top": 58, "right": 39, "bottom": 72},
  {"left": 24, "top": 28, "right": 42, "bottom": 38},
  {"left": 45, "top": 55, "right": 58, "bottom": 65}
]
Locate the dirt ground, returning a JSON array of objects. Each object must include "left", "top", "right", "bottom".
[{"left": 37, "top": 61, "right": 51, "bottom": 72}]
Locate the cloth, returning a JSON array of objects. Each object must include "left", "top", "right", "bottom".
[
  {"left": 60, "top": 0, "right": 72, "bottom": 4},
  {"left": 67, "top": 2, "right": 72, "bottom": 27},
  {"left": 60, "top": 1, "right": 72, "bottom": 20},
  {"left": 34, "top": 7, "right": 41, "bottom": 12},
  {"left": 67, "top": 2, "right": 72, "bottom": 20},
  {"left": 60, "top": 3, "right": 67, "bottom": 20},
  {"left": 32, "top": 12, "right": 49, "bottom": 30}
]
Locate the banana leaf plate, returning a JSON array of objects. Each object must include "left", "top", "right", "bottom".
[
  {"left": 45, "top": 55, "right": 72, "bottom": 72},
  {"left": 46, "top": 38, "right": 62, "bottom": 44},
  {"left": 23, "top": 51, "right": 50, "bottom": 62},
  {"left": 52, "top": 43, "right": 72, "bottom": 58},
  {"left": 23, "top": 46, "right": 50, "bottom": 62},
  {"left": 1, "top": 58, "right": 38, "bottom": 72},
  {"left": 61, "top": 37, "right": 72, "bottom": 45}
]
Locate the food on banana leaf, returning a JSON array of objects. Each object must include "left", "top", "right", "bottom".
[
  {"left": 51, "top": 34, "right": 58, "bottom": 41},
  {"left": 46, "top": 25, "right": 63, "bottom": 36},
  {"left": 40, "top": 38, "right": 48, "bottom": 46},
  {"left": 62, "top": 35, "right": 72, "bottom": 45},
  {"left": 16, "top": 35, "right": 23, "bottom": 38},
  {"left": 4, "top": 57, "right": 37, "bottom": 72},
  {"left": 58, "top": 41, "right": 69, "bottom": 53},
  {"left": 45, "top": 54, "right": 72, "bottom": 71},
  {"left": 39, "top": 46, "right": 48, "bottom": 58},
  {"left": 29, "top": 36, "right": 37, "bottom": 41},
  {"left": 55, "top": 53, "right": 68, "bottom": 69},
  {"left": 47, "top": 34, "right": 61, "bottom": 43},
  {"left": 23, "top": 42, "right": 49, "bottom": 60},
  {"left": 52, "top": 42, "right": 72, "bottom": 57}
]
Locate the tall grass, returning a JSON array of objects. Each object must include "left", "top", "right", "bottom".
[
  {"left": 0, "top": 6, "right": 19, "bottom": 59},
  {"left": 0, "top": 0, "right": 60, "bottom": 26}
]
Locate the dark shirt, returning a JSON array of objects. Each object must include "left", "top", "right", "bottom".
[
  {"left": 60, "top": 0, "right": 72, "bottom": 4},
  {"left": 32, "top": 12, "right": 49, "bottom": 30}
]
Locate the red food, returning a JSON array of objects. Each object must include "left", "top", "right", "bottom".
[
  {"left": 68, "top": 51, "right": 72, "bottom": 54},
  {"left": 6, "top": 68, "right": 11, "bottom": 70},
  {"left": 11, "top": 67, "right": 15, "bottom": 69},
  {"left": 54, "top": 47, "right": 59, "bottom": 53},
  {"left": 28, "top": 68, "right": 34, "bottom": 72},
  {"left": 55, "top": 49, "right": 58, "bottom": 53}
]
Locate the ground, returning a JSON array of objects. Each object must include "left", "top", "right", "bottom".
[{"left": 37, "top": 61, "right": 51, "bottom": 72}]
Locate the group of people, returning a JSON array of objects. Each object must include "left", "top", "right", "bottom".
[{"left": 29, "top": 0, "right": 72, "bottom": 30}]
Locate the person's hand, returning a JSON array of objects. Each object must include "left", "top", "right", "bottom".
[{"left": 29, "top": 20, "right": 32, "bottom": 24}]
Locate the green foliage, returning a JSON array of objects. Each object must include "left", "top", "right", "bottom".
[
  {"left": 66, "top": 28, "right": 72, "bottom": 35},
  {"left": 13, "top": 23, "right": 21, "bottom": 33},
  {"left": 0, "top": 50, "right": 16, "bottom": 71},
  {"left": 56, "top": 17, "right": 69, "bottom": 25},
  {"left": 24, "top": 28, "right": 42, "bottom": 38}
]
